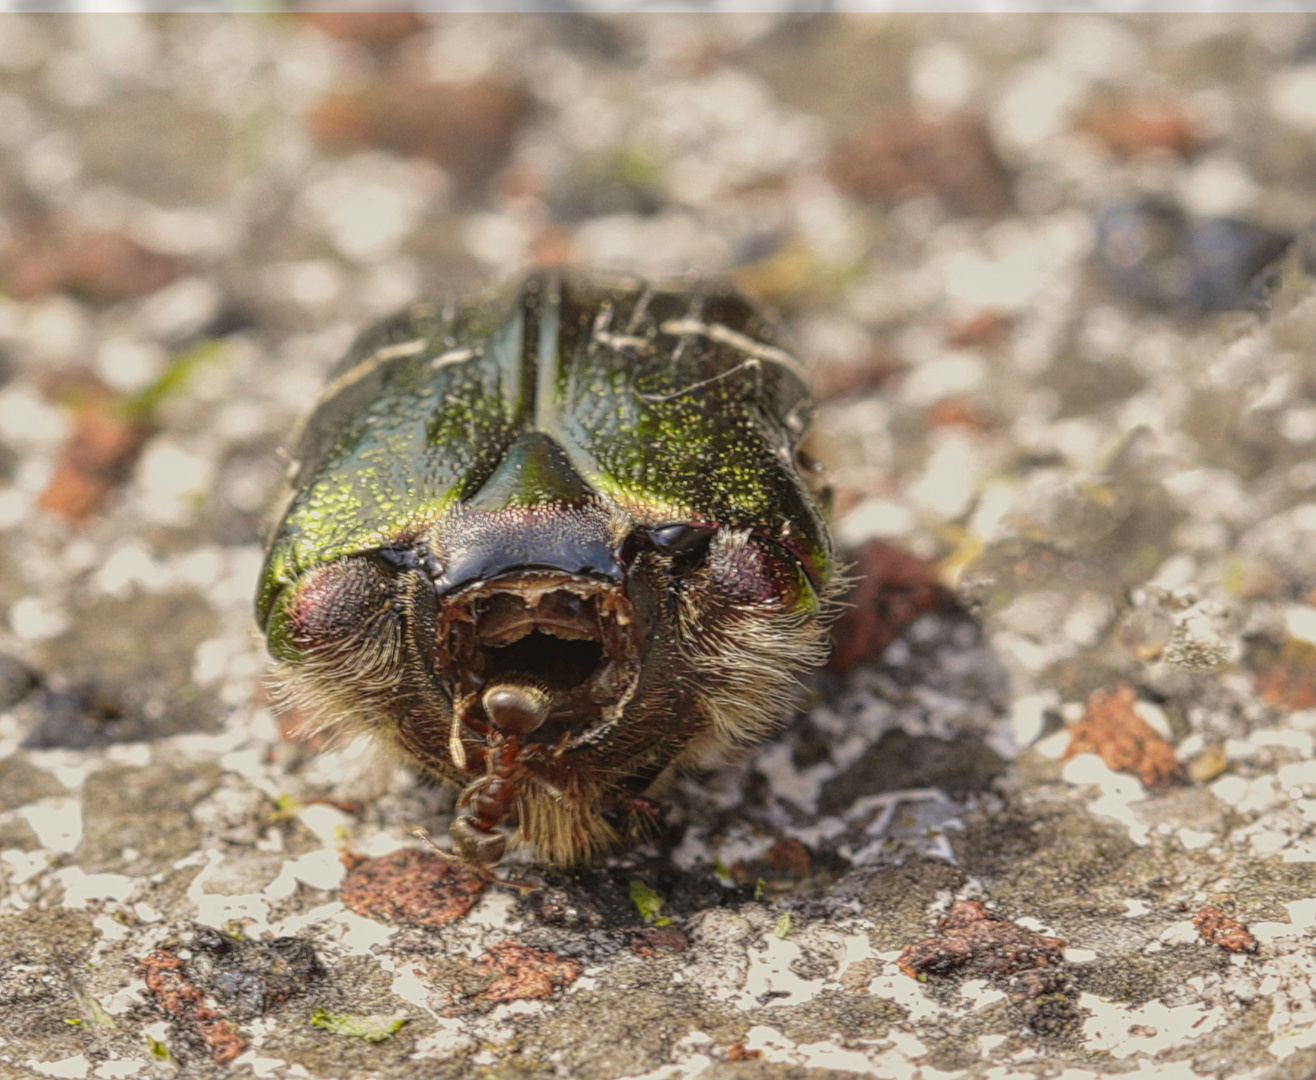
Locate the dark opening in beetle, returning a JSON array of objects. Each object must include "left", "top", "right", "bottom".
[{"left": 257, "top": 270, "right": 836, "bottom": 882}]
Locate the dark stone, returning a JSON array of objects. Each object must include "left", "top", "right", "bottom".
[
  {"left": 1093, "top": 199, "right": 1292, "bottom": 315},
  {"left": 20, "top": 686, "right": 155, "bottom": 750},
  {"left": 0, "top": 653, "right": 38, "bottom": 710},
  {"left": 188, "top": 927, "right": 325, "bottom": 1022},
  {"left": 817, "top": 730, "right": 1007, "bottom": 816}
]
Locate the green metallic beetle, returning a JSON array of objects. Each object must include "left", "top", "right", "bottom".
[{"left": 257, "top": 270, "right": 835, "bottom": 876}]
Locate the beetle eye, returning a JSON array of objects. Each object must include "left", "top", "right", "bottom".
[
  {"left": 267, "top": 557, "right": 400, "bottom": 663},
  {"left": 647, "top": 524, "right": 716, "bottom": 577}
]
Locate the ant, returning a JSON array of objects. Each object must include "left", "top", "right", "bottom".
[{"left": 414, "top": 681, "right": 562, "bottom": 891}]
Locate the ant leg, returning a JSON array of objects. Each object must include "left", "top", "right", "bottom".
[
  {"left": 409, "top": 827, "right": 538, "bottom": 892},
  {"left": 485, "top": 869, "right": 540, "bottom": 892},
  {"left": 411, "top": 825, "right": 459, "bottom": 861}
]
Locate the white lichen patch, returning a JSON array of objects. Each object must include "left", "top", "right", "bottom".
[
  {"left": 29, "top": 1055, "right": 90, "bottom": 1079},
  {"left": 742, "top": 1025, "right": 879, "bottom": 1075},
  {"left": 1081, "top": 994, "right": 1228, "bottom": 1058},
  {"left": 1061, "top": 753, "right": 1150, "bottom": 845}
]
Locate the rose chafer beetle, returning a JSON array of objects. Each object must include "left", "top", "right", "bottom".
[{"left": 257, "top": 270, "right": 835, "bottom": 877}]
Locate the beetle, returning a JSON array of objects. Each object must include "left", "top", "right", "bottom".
[{"left": 257, "top": 270, "right": 835, "bottom": 878}]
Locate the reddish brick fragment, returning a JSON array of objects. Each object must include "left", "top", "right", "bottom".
[
  {"left": 529, "top": 226, "right": 575, "bottom": 269},
  {"left": 727, "top": 836, "right": 815, "bottom": 893},
  {"left": 896, "top": 900, "right": 1066, "bottom": 979},
  {"left": 304, "top": 796, "right": 363, "bottom": 815},
  {"left": 341, "top": 848, "right": 487, "bottom": 928},
  {"left": 476, "top": 942, "right": 581, "bottom": 1003},
  {"left": 273, "top": 698, "right": 328, "bottom": 752},
  {"left": 1064, "top": 685, "right": 1185, "bottom": 788},
  {"left": 945, "top": 310, "right": 1011, "bottom": 348},
  {"left": 300, "top": 12, "right": 425, "bottom": 49},
  {"left": 630, "top": 925, "right": 690, "bottom": 958},
  {"left": 37, "top": 384, "right": 154, "bottom": 524},
  {"left": 827, "top": 111, "right": 1012, "bottom": 216},
  {"left": 810, "top": 344, "right": 904, "bottom": 402},
  {"left": 1192, "top": 905, "right": 1257, "bottom": 953},
  {"left": 2, "top": 228, "right": 181, "bottom": 303},
  {"left": 765, "top": 838, "right": 811, "bottom": 880},
  {"left": 1255, "top": 639, "right": 1316, "bottom": 711},
  {"left": 140, "top": 949, "right": 247, "bottom": 1064},
  {"left": 1077, "top": 99, "right": 1199, "bottom": 157},
  {"left": 726, "top": 1042, "right": 763, "bottom": 1061},
  {"left": 926, "top": 396, "right": 992, "bottom": 431},
  {"left": 309, "top": 81, "right": 531, "bottom": 188},
  {"left": 828, "top": 540, "right": 957, "bottom": 673}
]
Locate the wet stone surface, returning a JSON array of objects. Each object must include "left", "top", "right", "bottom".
[{"left": 0, "top": 11, "right": 1315, "bottom": 1080}]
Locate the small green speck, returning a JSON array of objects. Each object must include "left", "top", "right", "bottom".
[
  {"left": 272, "top": 793, "right": 301, "bottom": 821},
  {"left": 629, "top": 879, "right": 665, "bottom": 924},
  {"left": 712, "top": 859, "right": 732, "bottom": 882},
  {"left": 148, "top": 1038, "right": 170, "bottom": 1059},
  {"left": 70, "top": 984, "right": 116, "bottom": 1028},
  {"left": 124, "top": 338, "right": 227, "bottom": 420},
  {"left": 310, "top": 1006, "right": 409, "bottom": 1043},
  {"left": 754, "top": 878, "right": 766, "bottom": 901},
  {"left": 1222, "top": 555, "right": 1248, "bottom": 597},
  {"left": 917, "top": 973, "right": 928, "bottom": 982},
  {"left": 64, "top": 1018, "right": 82, "bottom": 1026},
  {"left": 774, "top": 912, "right": 793, "bottom": 939}
]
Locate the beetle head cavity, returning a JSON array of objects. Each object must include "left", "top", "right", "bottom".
[{"left": 437, "top": 571, "right": 642, "bottom": 754}]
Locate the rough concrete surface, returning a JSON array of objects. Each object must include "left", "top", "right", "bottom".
[{"left": 0, "top": 11, "right": 1315, "bottom": 1080}]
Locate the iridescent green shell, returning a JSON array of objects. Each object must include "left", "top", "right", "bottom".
[{"left": 258, "top": 271, "right": 831, "bottom": 629}]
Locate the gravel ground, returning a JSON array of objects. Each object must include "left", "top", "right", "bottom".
[{"left": 2, "top": 11, "right": 1316, "bottom": 1080}]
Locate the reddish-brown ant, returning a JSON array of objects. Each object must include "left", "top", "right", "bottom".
[{"left": 414, "top": 680, "right": 561, "bottom": 890}]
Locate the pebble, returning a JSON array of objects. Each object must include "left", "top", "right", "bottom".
[
  {"left": 1092, "top": 199, "right": 1291, "bottom": 314},
  {"left": 0, "top": 652, "right": 38, "bottom": 709}
]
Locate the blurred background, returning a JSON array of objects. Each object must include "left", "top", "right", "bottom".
[
  {"left": 5, "top": 15, "right": 1316, "bottom": 1075},
  {"left": 1, "top": 10, "right": 1315, "bottom": 787},
  {"left": 2, "top": 13, "right": 1316, "bottom": 728}
]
